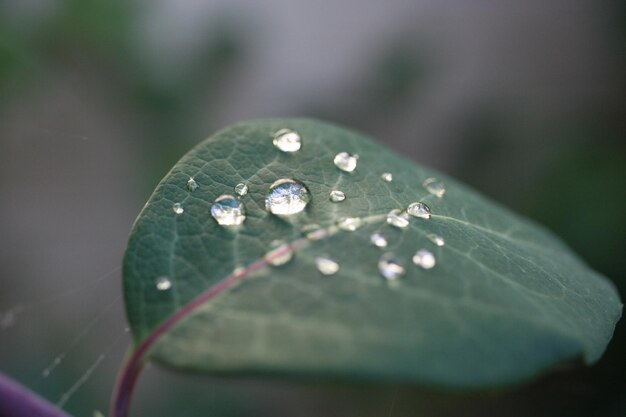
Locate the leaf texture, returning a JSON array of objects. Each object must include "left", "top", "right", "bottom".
[{"left": 123, "top": 119, "right": 621, "bottom": 387}]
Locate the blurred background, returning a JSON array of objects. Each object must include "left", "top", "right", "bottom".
[{"left": 0, "top": 0, "right": 624, "bottom": 416}]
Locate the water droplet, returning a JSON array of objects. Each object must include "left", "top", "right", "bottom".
[
  {"left": 333, "top": 152, "right": 358, "bottom": 172},
  {"left": 301, "top": 224, "right": 325, "bottom": 240},
  {"left": 413, "top": 249, "right": 436, "bottom": 269},
  {"left": 381, "top": 172, "right": 393, "bottom": 182},
  {"left": 336, "top": 217, "right": 363, "bottom": 231},
  {"left": 265, "top": 178, "right": 311, "bottom": 215},
  {"left": 329, "top": 190, "right": 346, "bottom": 202},
  {"left": 370, "top": 232, "right": 388, "bottom": 248},
  {"left": 155, "top": 277, "right": 172, "bottom": 291},
  {"left": 265, "top": 240, "right": 293, "bottom": 266},
  {"left": 315, "top": 256, "right": 340, "bottom": 275},
  {"left": 211, "top": 194, "right": 246, "bottom": 225},
  {"left": 407, "top": 202, "right": 431, "bottom": 219},
  {"left": 426, "top": 233, "right": 445, "bottom": 247},
  {"left": 272, "top": 128, "right": 302, "bottom": 152},
  {"left": 234, "top": 183, "right": 248, "bottom": 196},
  {"left": 422, "top": 177, "right": 446, "bottom": 198},
  {"left": 186, "top": 177, "right": 198, "bottom": 192},
  {"left": 378, "top": 253, "right": 405, "bottom": 280},
  {"left": 386, "top": 209, "right": 410, "bottom": 228},
  {"left": 172, "top": 202, "right": 184, "bottom": 214}
]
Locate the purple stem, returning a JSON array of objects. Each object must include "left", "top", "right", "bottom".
[
  {"left": 0, "top": 372, "right": 73, "bottom": 417},
  {"left": 109, "top": 241, "right": 302, "bottom": 417}
]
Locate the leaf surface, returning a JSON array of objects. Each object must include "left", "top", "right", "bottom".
[{"left": 123, "top": 119, "right": 621, "bottom": 387}]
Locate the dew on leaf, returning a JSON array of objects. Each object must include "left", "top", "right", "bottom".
[
  {"left": 381, "top": 172, "right": 393, "bottom": 182},
  {"left": 413, "top": 249, "right": 436, "bottom": 269},
  {"left": 172, "top": 203, "right": 184, "bottom": 214},
  {"left": 427, "top": 233, "right": 445, "bottom": 247},
  {"left": 370, "top": 232, "right": 388, "bottom": 248},
  {"left": 155, "top": 277, "right": 172, "bottom": 291},
  {"left": 336, "top": 217, "right": 363, "bottom": 231},
  {"left": 407, "top": 202, "right": 431, "bottom": 219},
  {"left": 265, "top": 240, "right": 294, "bottom": 266},
  {"left": 386, "top": 209, "right": 410, "bottom": 228},
  {"left": 333, "top": 152, "right": 358, "bottom": 172},
  {"left": 265, "top": 178, "right": 311, "bottom": 215},
  {"left": 211, "top": 194, "right": 246, "bottom": 226},
  {"left": 422, "top": 177, "right": 446, "bottom": 198},
  {"left": 234, "top": 183, "right": 248, "bottom": 196},
  {"left": 272, "top": 128, "right": 302, "bottom": 152},
  {"left": 186, "top": 177, "right": 198, "bottom": 192},
  {"left": 378, "top": 253, "right": 405, "bottom": 280},
  {"left": 329, "top": 190, "right": 346, "bottom": 203},
  {"left": 315, "top": 256, "right": 340, "bottom": 276}
]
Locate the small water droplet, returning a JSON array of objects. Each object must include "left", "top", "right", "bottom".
[
  {"left": 234, "top": 183, "right": 248, "bottom": 196},
  {"left": 315, "top": 256, "right": 340, "bottom": 275},
  {"left": 386, "top": 209, "right": 410, "bottom": 228},
  {"left": 155, "top": 276, "right": 172, "bottom": 291},
  {"left": 336, "top": 217, "right": 363, "bottom": 231},
  {"left": 186, "top": 177, "right": 198, "bottom": 192},
  {"left": 301, "top": 224, "right": 325, "bottom": 240},
  {"left": 272, "top": 128, "right": 302, "bottom": 152},
  {"left": 265, "top": 178, "right": 311, "bottom": 215},
  {"left": 211, "top": 194, "right": 246, "bottom": 226},
  {"left": 378, "top": 253, "right": 405, "bottom": 280},
  {"left": 413, "top": 249, "right": 436, "bottom": 269},
  {"left": 426, "top": 233, "right": 445, "bottom": 247},
  {"left": 407, "top": 202, "right": 431, "bottom": 219},
  {"left": 265, "top": 240, "right": 293, "bottom": 266},
  {"left": 370, "top": 232, "right": 388, "bottom": 248},
  {"left": 329, "top": 190, "right": 346, "bottom": 202},
  {"left": 333, "top": 152, "right": 358, "bottom": 172},
  {"left": 172, "top": 202, "right": 184, "bottom": 214},
  {"left": 422, "top": 177, "right": 446, "bottom": 198},
  {"left": 381, "top": 172, "right": 393, "bottom": 182}
]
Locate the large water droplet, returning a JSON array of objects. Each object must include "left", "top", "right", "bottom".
[
  {"left": 370, "top": 232, "right": 388, "bottom": 248},
  {"left": 272, "top": 128, "right": 302, "bottom": 152},
  {"left": 422, "top": 177, "right": 446, "bottom": 198},
  {"left": 315, "top": 256, "right": 340, "bottom": 275},
  {"left": 381, "top": 172, "right": 393, "bottom": 182},
  {"left": 172, "top": 203, "right": 184, "bottom": 214},
  {"left": 265, "top": 178, "right": 311, "bottom": 215},
  {"left": 265, "top": 240, "right": 294, "bottom": 266},
  {"left": 427, "top": 233, "right": 445, "bottom": 247},
  {"left": 211, "top": 194, "right": 246, "bottom": 226},
  {"left": 155, "top": 276, "right": 172, "bottom": 291},
  {"left": 407, "top": 202, "right": 431, "bottom": 219},
  {"left": 386, "top": 209, "right": 410, "bottom": 228},
  {"left": 186, "top": 177, "right": 198, "bottom": 192},
  {"left": 378, "top": 253, "right": 405, "bottom": 280},
  {"left": 234, "top": 183, "right": 248, "bottom": 196},
  {"left": 329, "top": 190, "right": 346, "bottom": 203},
  {"left": 333, "top": 152, "right": 358, "bottom": 172},
  {"left": 413, "top": 249, "right": 436, "bottom": 269},
  {"left": 336, "top": 217, "right": 363, "bottom": 231}
]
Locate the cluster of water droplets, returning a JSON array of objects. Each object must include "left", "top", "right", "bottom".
[{"left": 165, "top": 126, "right": 451, "bottom": 286}]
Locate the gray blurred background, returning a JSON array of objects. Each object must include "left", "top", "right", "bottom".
[{"left": 0, "top": 1, "right": 624, "bottom": 416}]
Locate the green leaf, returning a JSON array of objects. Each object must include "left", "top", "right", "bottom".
[{"left": 123, "top": 118, "right": 621, "bottom": 387}]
